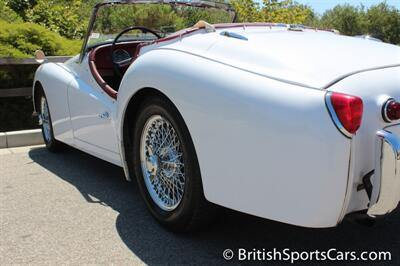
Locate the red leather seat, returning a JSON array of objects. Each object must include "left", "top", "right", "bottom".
[{"left": 88, "top": 42, "right": 140, "bottom": 99}]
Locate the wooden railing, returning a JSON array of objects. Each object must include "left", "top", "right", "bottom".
[{"left": 0, "top": 56, "right": 73, "bottom": 98}]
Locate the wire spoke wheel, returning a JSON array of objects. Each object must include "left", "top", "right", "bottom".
[
  {"left": 140, "top": 115, "right": 185, "bottom": 211},
  {"left": 133, "top": 97, "right": 215, "bottom": 231},
  {"left": 40, "top": 97, "right": 52, "bottom": 143}
]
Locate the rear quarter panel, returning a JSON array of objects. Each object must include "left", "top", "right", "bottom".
[
  {"left": 326, "top": 66, "right": 400, "bottom": 215},
  {"left": 118, "top": 49, "right": 351, "bottom": 227}
]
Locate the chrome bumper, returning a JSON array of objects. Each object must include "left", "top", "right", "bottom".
[{"left": 367, "top": 129, "right": 400, "bottom": 216}]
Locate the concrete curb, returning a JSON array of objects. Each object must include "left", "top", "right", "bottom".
[{"left": 0, "top": 129, "right": 44, "bottom": 148}]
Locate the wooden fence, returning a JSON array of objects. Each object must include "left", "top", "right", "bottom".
[{"left": 0, "top": 56, "right": 73, "bottom": 98}]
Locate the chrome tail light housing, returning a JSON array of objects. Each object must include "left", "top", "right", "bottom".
[{"left": 382, "top": 98, "right": 400, "bottom": 122}]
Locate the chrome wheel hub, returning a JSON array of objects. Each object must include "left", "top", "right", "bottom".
[
  {"left": 40, "top": 97, "right": 51, "bottom": 143},
  {"left": 146, "top": 154, "right": 159, "bottom": 175},
  {"left": 140, "top": 115, "right": 185, "bottom": 211}
]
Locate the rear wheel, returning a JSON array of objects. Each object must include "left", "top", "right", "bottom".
[
  {"left": 132, "top": 96, "right": 215, "bottom": 232},
  {"left": 38, "top": 93, "right": 63, "bottom": 152}
]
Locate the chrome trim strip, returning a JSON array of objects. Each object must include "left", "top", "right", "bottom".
[
  {"left": 367, "top": 129, "right": 400, "bottom": 216},
  {"left": 337, "top": 137, "right": 355, "bottom": 223},
  {"left": 79, "top": 3, "right": 102, "bottom": 63},
  {"left": 325, "top": 91, "right": 353, "bottom": 138},
  {"left": 220, "top": 31, "right": 248, "bottom": 40},
  {"left": 377, "top": 130, "right": 400, "bottom": 159}
]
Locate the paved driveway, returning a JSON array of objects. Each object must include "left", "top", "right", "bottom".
[{"left": 1, "top": 146, "right": 399, "bottom": 265}]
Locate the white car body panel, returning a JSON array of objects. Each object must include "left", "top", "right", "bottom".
[
  {"left": 139, "top": 27, "right": 400, "bottom": 88},
  {"left": 67, "top": 57, "right": 120, "bottom": 161},
  {"left": 34, "top": 58, "right": 122, "bottom": 166},
  {"left": 117, "top": 49, "right": 351, "bottom": 227},
  {"left": 33, "top": 24, "right": 400, "bottom": 228},
  {"left": 326, "top": 66, "right": 400, "bottom": 217}
]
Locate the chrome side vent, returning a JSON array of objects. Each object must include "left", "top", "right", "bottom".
[
  {"left": 220, "top": 31, "right": 248, "bottom": 41},
  {"left": 288, "top": 24, "right": 304, "bottom": 32}
]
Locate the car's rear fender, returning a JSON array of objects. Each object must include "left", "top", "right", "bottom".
[
  {"left": 117, "top": 49, "right": 352, "bottom": 228},
  {"left": 326, "top": 66, "right": 400, "bottom": 218}
]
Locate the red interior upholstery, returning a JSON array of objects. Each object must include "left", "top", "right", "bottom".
[{"left": 88, "top": 42, "right": 141, "bottom": 99}]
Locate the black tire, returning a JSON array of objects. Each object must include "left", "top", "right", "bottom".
[
  {"left": 132, "top": 96, "right": 215, "bottom": 232},
  {"left": 38, "top": 92, "right": 64, "bottom": 152}
]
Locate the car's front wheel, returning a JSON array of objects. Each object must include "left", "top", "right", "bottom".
[
  {"left": 132, "top": 96, "right": 214, "bottom": 232},
  {"left": 38, "top": 93, "right": 63, "bottom": 152}
]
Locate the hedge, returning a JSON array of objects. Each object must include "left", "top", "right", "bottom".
[{"left": 0, "top": 20, "right": 81, "bottom": 58}]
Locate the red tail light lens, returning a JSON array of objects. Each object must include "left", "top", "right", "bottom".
[
  {"left": 326, "top": 92, "right": 363, "bottom": 137},
  {"left": 385, "top": 100, "right": 400, "bottom": 121}
]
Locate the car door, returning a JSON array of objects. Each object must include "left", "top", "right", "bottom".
[{"left": 67, "top": 58, "right": 121, "bottom": 166}]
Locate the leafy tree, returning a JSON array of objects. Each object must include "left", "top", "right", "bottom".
[
  {"left": 364, "top": 3, "right": 400, "bottom": 44},
  {"left": 94, "top": 4, "right": 186, "bottom": 34},
  {"left": 230, "top": 0, "right": 263, "bottom": 22},
  {"left": 231, "top": 0, "right": 315, "bottom": 24},
  {"left": 319, "top": 4, "right": 364, "bottom": 35},
  {"left": 4, "top": 0, "right": 36, "bottom": 19},
  {"left": 93, "top": 4, "right": 233, "bottom": 34},
  {"left": 128, "top": 5, "right": 186, "bottom": 31},
  {"left": 25, "top": 0, "right": 88, "bottom": 39},
  {"left": 178, "top": 6, "right": 233, "bottom": 27},
  {"left": 318, "top": 2, "right": 400, "bottom": 44},
  {"left": 0, "top": 0, "right": 22, "bottom": 22},
  {"left": 262, "top": 0, "right": 314, "bottom": 24}
]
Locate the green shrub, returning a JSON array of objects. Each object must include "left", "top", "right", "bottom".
[
  {"left": 0, "top": 43, "right": 28, "bottom": 58},
  {"left": 0, "top": 20, "right": 82, "bottom": 58},
  {"left": 0, "top": 0, "right": 22, "bottom": 22}
]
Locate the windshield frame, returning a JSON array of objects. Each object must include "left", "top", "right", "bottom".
[{"left": 78, "top": 0, "right": 235, "bottom": 63}]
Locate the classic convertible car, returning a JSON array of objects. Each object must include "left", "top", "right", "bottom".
[{"left": 33, "top": 0, "right": 400, "bottom": 231}]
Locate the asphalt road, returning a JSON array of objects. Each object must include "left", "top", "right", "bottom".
[{"left": 1, "top": 145, "right": 399, "bottom": 265}]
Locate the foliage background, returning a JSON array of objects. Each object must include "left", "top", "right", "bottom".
[{"left": 0, "top": 0, "right": 399, "bottom": 58}]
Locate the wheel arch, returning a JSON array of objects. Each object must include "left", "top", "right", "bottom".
[
  {"left": 33, "top": 81, "right": 44, "bottom": 114},
  {"left": 120, "top": 87, "right": 201, "bottom": 183}
]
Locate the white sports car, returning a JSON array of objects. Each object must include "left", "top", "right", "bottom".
[{"left": 33, "top": 0, "right": 400, "bottom": 232}]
